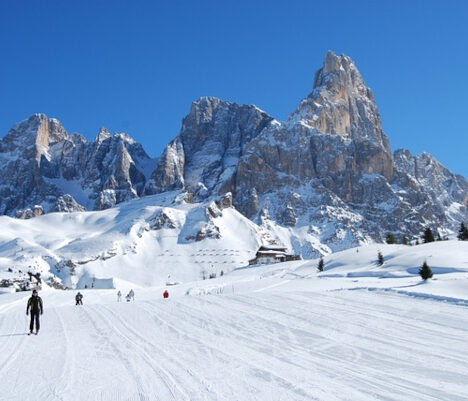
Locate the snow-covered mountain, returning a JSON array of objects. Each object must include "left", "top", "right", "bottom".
[
  {"left": 0, "top": 191, "right": 274, "bottom": 288},
  {"left": 152, "top": 51, "right": 468, "bottom": 254},
  {"left": 1, "top": 51, "right": 467, "bottom": 257},
  {"left": 0, "top": 114, "right": 156, "bottom": 215}
]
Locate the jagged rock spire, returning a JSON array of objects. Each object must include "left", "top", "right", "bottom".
[
  {"left": 288, "top": 51, "right": 391, "bottom": 154},
  {"left": 94, "top": 126, "right": 111, "bottom": 143}
]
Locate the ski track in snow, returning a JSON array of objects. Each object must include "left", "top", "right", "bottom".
[{"left": 1, "top": 285, "right": 468, "bottom": 401}]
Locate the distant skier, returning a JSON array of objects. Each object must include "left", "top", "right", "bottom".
[
  {"left": 75, "top": 292, "right": 83, "bottom": 305},
  {"left": 26, "top": 289, "right": 43, "bottom": 335},
  {"left": 163, "top": 290, "right": 169, "bottom": 299},
  {"left": 126, "top": 294, "right": 131, "bottom": 302},
  {"left": 128, "top": 289, "right": 135, "bottom": 301},
  {"left": 117, "top": 290, "right": 122, "bottom": 302}
]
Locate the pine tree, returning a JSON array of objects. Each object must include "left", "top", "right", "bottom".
[
  {"left": 422, "top": 227, "right": 435, "bottom": 243},
  {"left": 419, "top": 261, "right": 433, "bottom": 280},
  {"left": 458, "top": 222, "right": 468, "bottom": 241},
  {"left": 317, "top": 257, "right": 324, "bottom": 272},
  {"left": 402, "top": 235, "right": 409, "bottom": 245},
  {"left": 377, "top": 251, "right": 384, "bottom": 266},
  {"left": 386, "top": 233, "right": 396, "bottom": 244}
]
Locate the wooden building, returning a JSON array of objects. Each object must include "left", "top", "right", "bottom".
[{"left": 248, "top": 245, "right": 301, "bottom": 265}]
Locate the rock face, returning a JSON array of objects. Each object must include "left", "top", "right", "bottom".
[
  {"left": 393, "top": 150, "right": 468, "bottom": 225},
  {"left": 145, "top": 97, "right": 275, "bottom": 197},
  {"left": 0, "top": 114, "right": 156, "bottom": 215},
  {"left": 1, "top": 51, "right": 467, "bottom": 257},
  {"left": 289, "top": 52, "right": 391, "bottom": 152},
  {"left": 53, "top": 195, "right": 87, "bottom": 213},
  {"left": 15, "top": 205, "right": 44, "bottom": 219}
]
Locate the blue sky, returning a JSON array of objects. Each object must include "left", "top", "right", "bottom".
[{"left": 1, "top": 0, "right": 467, "bottom": 177}]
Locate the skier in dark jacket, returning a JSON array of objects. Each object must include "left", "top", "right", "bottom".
[
  {"left": 26, "top": 289, "right": 43, "bottom": 335},
  {"left": 75, "top": 292, "right": 83, "bottom": 305}
]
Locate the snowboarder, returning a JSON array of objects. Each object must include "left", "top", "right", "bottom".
[
  {"left": 117, "top": 290, "right": 122, "bottom": 302},
  {"left": 26, "top": 289, "right": 43, "bottom": 335},
  {"left": 163, "top": 290, "right": 169, "bottom": 299},
  {"left": 75, "top": 292, "right": 83, "bottom": 305},
  {"left": 128, "top": 289, "right": 135, "bottom": 301}
]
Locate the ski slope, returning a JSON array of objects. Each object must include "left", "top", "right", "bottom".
[{"left": 1, "top": 241, "right": 468, "bottom": 401}]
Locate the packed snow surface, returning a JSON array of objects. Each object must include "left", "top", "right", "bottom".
[{"left": 1, "top": 241, "right": 467, "bottom": 400}]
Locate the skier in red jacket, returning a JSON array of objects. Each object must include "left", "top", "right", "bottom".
[{"left": 163, "top": 290, "right": 169, "bottom": 298}]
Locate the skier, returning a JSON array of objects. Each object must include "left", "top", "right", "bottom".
[
  {"left": 75, "top": 292, "right": 83, "bottom": 305},
  {"left": 163, "top": 290, "right": 169, "bottom": 299},
  {"left": 128, "top": 289, "right": 135, "bottom": 301},
  {"left": 26, "top": 289, "right": 43, "bottom": 335},
  {"left": 117, "top": 290, "right": 122, "bottom": 302},
  {"left": 126, "top": 294, "right": 131, "bottom": 302}
]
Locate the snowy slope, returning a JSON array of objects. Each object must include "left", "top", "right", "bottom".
[
  {"left": 0, "top": 191, "right": 274, "bottom": 289},
  {"left": 0, "top": 241, "right": 467, "bottom": 400}
]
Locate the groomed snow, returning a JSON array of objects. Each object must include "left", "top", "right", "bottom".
[{"left": 1, "top": 241, "right": 467, "bottom": 400}]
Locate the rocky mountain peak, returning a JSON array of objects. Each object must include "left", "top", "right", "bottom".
[
  {"left": 322, "top": 50, "right": 346, "bottom": 73},
  {"left": 315, "top": 51, "right": 363, "bottom": 87},
  {"left": 1, "top": 113, "right": 68, "bottom": 163},
  {"left": 288, "top": 52, "right": 391, "bottom": 155},
  {"left": 180, "top": 97, "right": 221, "bottom": 129},
  {"left": 5, "top": 113, "right": 67, "bottom": 143},
  {"left": 145, "top": 97, "right": 275, "bottom": 197},
  {"left": 0, "top": 114, "right": 154, "bottom": 216},
  {"left": 94, "top": 126, "right": 111, "bottom": 143}
]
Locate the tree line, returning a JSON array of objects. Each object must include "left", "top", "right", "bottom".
[{"left": 384, "top": 221, "right": 468, "bottom": 245}]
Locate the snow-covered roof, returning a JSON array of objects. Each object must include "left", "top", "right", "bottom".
[
  {"left": 258, "top": 245, "right": 287, "bottom": 251},
  {"left": 257, "top": 250, "right": 286, "bottom": 256}
]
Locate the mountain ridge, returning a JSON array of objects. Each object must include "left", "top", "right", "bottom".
[{"left": 1, "top": 51, "right": 467, "bottom": 256}]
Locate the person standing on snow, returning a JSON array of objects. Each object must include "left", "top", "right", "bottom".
[
  {"left": 26, "top": 289, "right": 43, "bottom": 335},
  {"left": 163, "top": 290, "right": 169, "bottom": 299},
  {"left": 75, "top": 292, "right": 83, "bottom": 305},
  {"left": 128, "top": 289, "right": 135, "bottom": 301},
  {"left": 117, "top": 290, "right": 122, "bottom": 302}
]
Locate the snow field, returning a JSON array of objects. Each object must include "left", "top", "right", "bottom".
[{"left": 1, "top": 240, "right": 468, "bottom": 401}]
